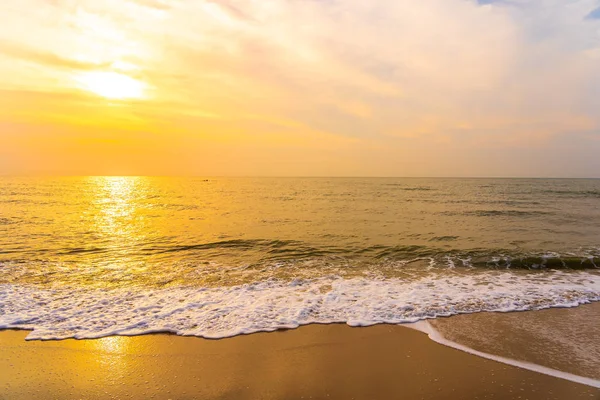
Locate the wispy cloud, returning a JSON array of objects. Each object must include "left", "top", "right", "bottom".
[
  {"left": 1, "top": 0, "right": 600, "bottom": 176},
  {"left": 0, "top": 41, "right": 110, "bottom": 70}
]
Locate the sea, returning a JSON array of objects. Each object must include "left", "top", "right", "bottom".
[{"left": 1, "top": 177, "right": 599, "bottom": 383}]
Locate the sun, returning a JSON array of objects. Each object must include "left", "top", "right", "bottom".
[{"left": 77, "top": 71, "right": 146, "bottom": 100}]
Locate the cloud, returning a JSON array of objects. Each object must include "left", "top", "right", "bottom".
[
  {"left": 133, "top": 0, "right": 174, "bottom": 11},
  {"left": 0, "top": 41, "right": 110, "bottom": 70},
  {"left": 1, "top": 0, "right": 600, "bottom": 176},
  {"left": 157, "top": 0, "right": 600, "bottom": 143}
]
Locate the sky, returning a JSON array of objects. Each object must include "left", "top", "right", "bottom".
[{"left": 1, "top": 0, "right": 600, "bottom": 177}]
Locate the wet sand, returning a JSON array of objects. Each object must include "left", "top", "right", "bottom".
[
  {"left": 1, "top": 319, "right": 599, "bottom": 399},
  {"left": 431, "top": 302, "right": 600, "bottom": 381}
]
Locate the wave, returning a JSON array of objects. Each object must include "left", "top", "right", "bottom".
[
  {"left": 542, "top": 189, "right": 600, "bottom": 198},
  {"left": 136, "top": 242, "right": 600, "bottom": 270},
  {"left": 440, "top": 210, "right": 554, "bottom": 218},
  {"left": 0, "top": 218, "right": 20, "bottom": 226},
  {"left": 149, "top": 239, "right": 282, "bottom": 253},
  {"left": 2, "top": 244, "right": 599, "bottom": 291},
  {"left": 383, "top": 184, "right": 434, "bottom": 191},
  {"left": 429, "top": 236, "right": 459, "bottom": 242},
  {"left": 1, "top": 269, "right": 599, "bottom": 341},
  {"left": 472, "top": 255, "right": 599, "bottom": 270}
]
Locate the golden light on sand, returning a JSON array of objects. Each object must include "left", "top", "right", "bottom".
[
  {"left": 94, "top": 336, "right": 127, "bottom": 353},
  {"left": 77, "top": 71, "right": 146, "bottom": 100}
]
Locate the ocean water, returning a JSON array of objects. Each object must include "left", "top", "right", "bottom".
[{"left": 1, "top": 177, "right": 599, "bottom": 348}]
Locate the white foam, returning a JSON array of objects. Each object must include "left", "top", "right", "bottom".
[
  {"left": 1, "top": 270, "right": 599, "bottom": 341},
  {"left": 406, "top": 321, "right": 600, "bottom": 388},
  {"left": 3, "top": 271, "right": 600, "bottom": 386}
]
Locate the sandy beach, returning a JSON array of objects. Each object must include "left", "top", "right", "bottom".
[
  {"left": 2, "top": 0, "right": 600, "bottom": 394},
  {"left": 431, "top": 302, "right": 600, "bottom": 382},
  {"left": 2, "top": 314, "right": 599, "bottom": 400}
]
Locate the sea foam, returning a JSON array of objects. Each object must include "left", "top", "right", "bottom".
[{"left": 1, "top": 270, "right": 599, "bottom": 341}]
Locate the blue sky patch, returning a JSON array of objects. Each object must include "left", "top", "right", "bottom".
[{"left": 586, "top": 6, "right": 600, "bottom": 19}]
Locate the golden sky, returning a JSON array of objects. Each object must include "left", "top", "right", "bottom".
[{"left": 1, "top": 0, "right": 600, "bottom": 176}]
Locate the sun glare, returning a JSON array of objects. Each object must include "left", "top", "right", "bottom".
[{"left": 77, "top": 71, "right": 146, "bottom": 100}]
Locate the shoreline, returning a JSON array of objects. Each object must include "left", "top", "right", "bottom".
[
  {"left": 2, "top": 311, "right": 600, "bottom": 399},
  {"left": 5, "top": 303, "right": 600, "bottom": 384},
  {"left": 411, "top": 321, "right": 600, "bottom": 389}
]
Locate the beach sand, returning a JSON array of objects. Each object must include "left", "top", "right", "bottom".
[
  {"left": 2, "top": 312, "right": 600, "bottom": 400},
  {"left": 431, "top": 302, "right": 600, "bottom": 381}
]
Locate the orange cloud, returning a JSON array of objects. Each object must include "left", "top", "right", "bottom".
[{"left": 1, "top": 0, "right": 599, "bottom": 176}]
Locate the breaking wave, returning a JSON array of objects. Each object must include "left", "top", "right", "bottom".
[{"left": 1, "top": 269, "right": 599, "bottom": 341}]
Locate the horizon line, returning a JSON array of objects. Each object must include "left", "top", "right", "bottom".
[{"left": 1, "top": 174, "right": 600, "bottom": 180}]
